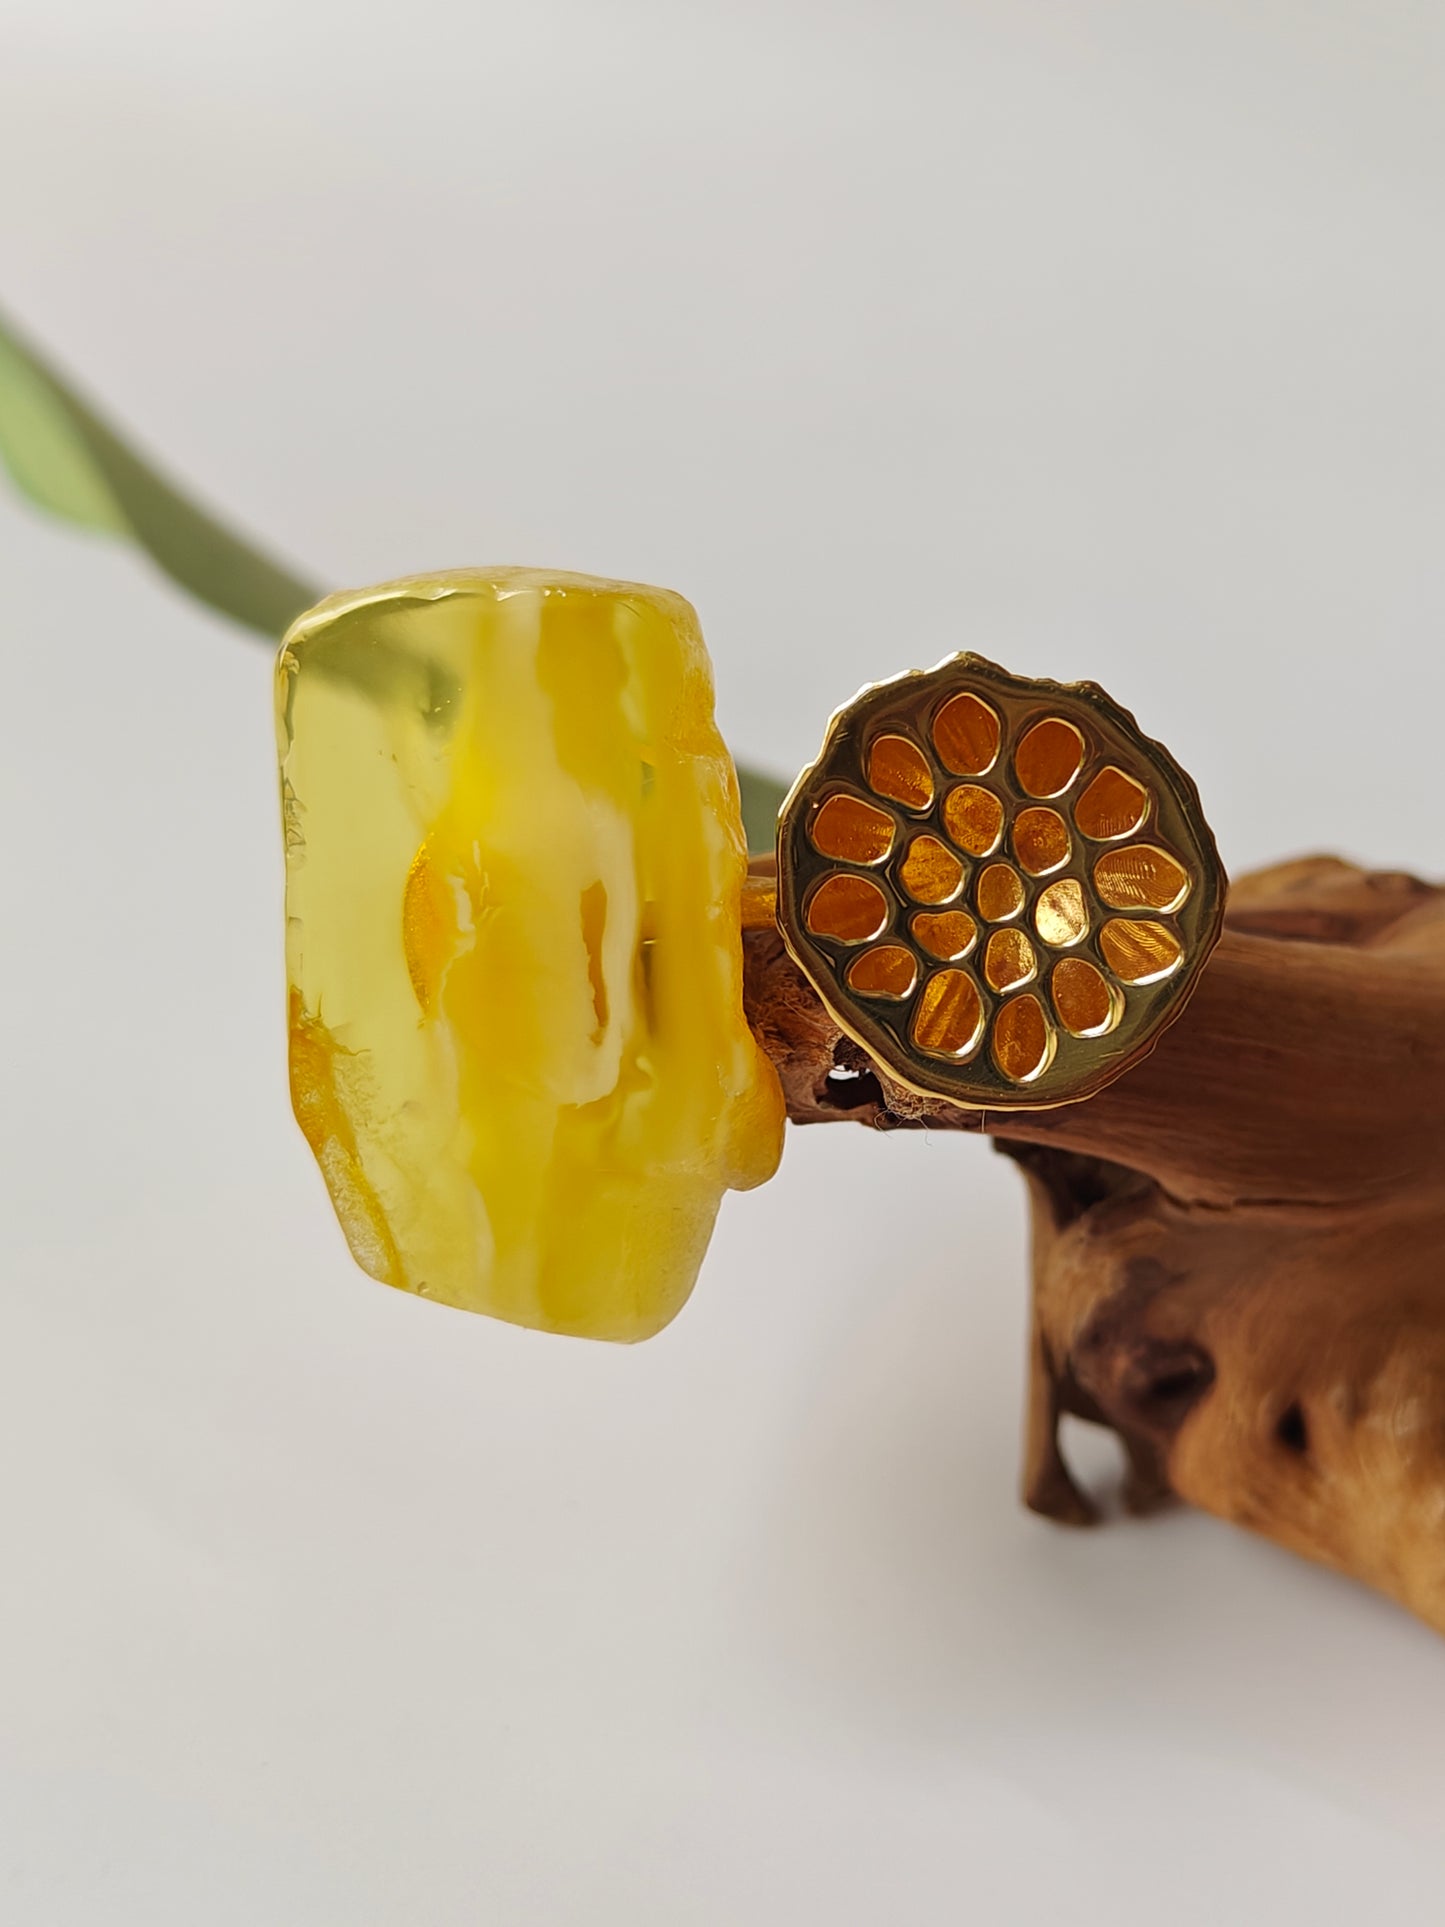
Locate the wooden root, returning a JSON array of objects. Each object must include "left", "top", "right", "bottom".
[{"left": 743, "top": 855, "right": 1445, "bottom": 1633}]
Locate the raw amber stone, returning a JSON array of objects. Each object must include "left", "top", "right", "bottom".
[{"left": 277, "top": 570, "right": 784, "bottom": 1341}]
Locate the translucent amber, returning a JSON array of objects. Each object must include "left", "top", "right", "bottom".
[
  {"left": 941, "top": 784, "right": 1004, "bottom": 857},
  {"left": 932, "top": 692, "right": 999, "bottom": 775},
  {"left": 912, "top": 969, "right": 985, "bottom": 1059},
  {"left": 976, "top": 861, "right": 1025, "bottom": 923},
  {"left": 806, "top": 873, "right": 891, "bottom": 943},
  {"left": 1051, "top": 957, "right": 1119, "bottom": 1037},
  {"left": 991, "top": 994, "right": 1053, "bottom": 1082},
  {"left": 1094, "top": 844, "right": 1191, "bottom": 913},
  {"left": 984, "top": 927, "right": 1037, "bottom": 993},
  {"left": 898, "top": 834, "right": 964, "bottom": 905},
  {"left": 1034, "top": 878, "right": 1090, "bottom": 948},
  {"left": 810, "top": 792, "right": 894, "bottom": 865},
  {"left": 1099, "top": 917, "right": 1184, "bottom": 984},
  {"left": 867, "top": 733, "right": 934, "bottom": 810},
  {"left": 912, "top": 908, "right": 979, "bottom": 961},
  {"left": 1074, "top": 765, "right": 1148, "bottom": 841},
  {"left": 1014, "top": 717, "right": 1084, "bottom": 798},
  {"left": 1012, "top": 806, "right": 1070, "bottom": 877},
  {"left": 847, "top": 944, "right": 918, "bottom": 999},
  {"left": 277, "top": 570, "right": 784, "bottom": 1342}
]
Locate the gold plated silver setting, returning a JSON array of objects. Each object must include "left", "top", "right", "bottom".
[{"left": 776, "top": 653, "right": 1226, "bottom": 1110}]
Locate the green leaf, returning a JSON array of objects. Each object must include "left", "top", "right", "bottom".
[
  {"left": 0, "top": 305, "right": 786, "bottom": 851},
  {"left": 738, "top": 764, "right": 788, "bottom": 856},
  {"left": 0, "top": 307, "right": 319, "bottom": 637}
]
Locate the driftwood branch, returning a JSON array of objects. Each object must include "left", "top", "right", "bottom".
[{"left": 743, "top": 854, "right": 1445, "bottom": 1633}]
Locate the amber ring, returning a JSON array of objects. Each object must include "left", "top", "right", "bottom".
[{"left": 276, "top": 570, "right": 1225, "bottom": 1342}]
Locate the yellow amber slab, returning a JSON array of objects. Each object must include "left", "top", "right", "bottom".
[{"left": 277, "top": 570, "right": 784, "bottom": 1341}]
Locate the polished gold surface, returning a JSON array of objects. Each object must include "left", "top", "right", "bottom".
[
  {"left": 776, "top": 652, "right": 1225, "bottom": 1109},
  {"left": 740, "top": 873, "right": 780, "bottom": 930}
]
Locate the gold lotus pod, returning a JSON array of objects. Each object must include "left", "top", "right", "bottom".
[{"left": 777, "top": 654, "right": 1225, "bottom": 1109}]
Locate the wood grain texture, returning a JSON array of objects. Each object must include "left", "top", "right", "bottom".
[{"left": 744, "top": 853, "right": 1445, "bottom": 1633}]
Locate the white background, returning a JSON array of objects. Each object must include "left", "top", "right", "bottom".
[{"left": 2, "top": 3, "right": 1444, "bottom": 1920}]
